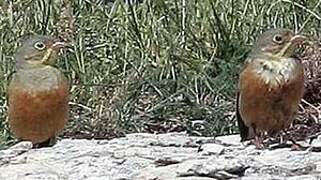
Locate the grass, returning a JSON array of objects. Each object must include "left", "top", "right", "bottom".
[{"left": 0, "top": 0, "right": 321, "bottom": 146}]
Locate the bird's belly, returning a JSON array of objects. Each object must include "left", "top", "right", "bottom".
[
  {"left": 8, "top": 82, "right": 69, "bottom": 143},
  {"left": 240, "top": 91, "right": 294, "bottom": 132}
]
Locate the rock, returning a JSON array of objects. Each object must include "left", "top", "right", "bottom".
[
  {"left": 199, "top": 143, "right": 225, "bottom": 155},
  {"left": 215, "top": 134, "right": 242, "bottom": 146},
  {"left": 0, "top": 133, "right": 321, "bottom": 179},
  {"left": 0, "top": 141, "right": 32, "bottom": 166}
]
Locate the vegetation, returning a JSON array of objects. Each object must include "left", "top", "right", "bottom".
[{"left": 0, "top": 0, "right": 320, "bottom": 146}]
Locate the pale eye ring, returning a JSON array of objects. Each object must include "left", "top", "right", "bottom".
[
  {"left": 34, "top": 42, "right": 46, "bottom": 50},
  {"left": 273, "top": 34, "right": 283, "bottom": 43}
]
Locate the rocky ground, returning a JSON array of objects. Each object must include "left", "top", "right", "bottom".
[{"left": 1, "top": 133, "right": 321, "bottom": 180}]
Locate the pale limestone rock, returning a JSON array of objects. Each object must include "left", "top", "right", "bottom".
[
  {"left": 199, "top": 143, "right": 225, "bottom": 155},
  {"left": 0, "top": 133, "right": 321, "bottom": 180},
  {"left": 215, "top": 134, "right": 241, "bottom": 146}
]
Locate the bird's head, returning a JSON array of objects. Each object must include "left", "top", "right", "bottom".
[
  {"left": 15, "top": 35, "right": 65, "bottom": 70},
  {"left": 250, "top": 28, "right": 306, "bottom": 60}
]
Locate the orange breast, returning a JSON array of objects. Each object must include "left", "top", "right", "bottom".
[
  {"left": 238, "top": 63, "right": 304, "bottom": 134},
  {"left": 8, "top": 79, "right": 69, "bottom": 144}
]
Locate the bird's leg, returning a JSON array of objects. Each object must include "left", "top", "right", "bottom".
[
  {"left": 270, "top": 130, "right": 287, "bottom": 145},
  {"left": 254, "top": 134, "right": 265, "bottom": 149},
  {"left": 281, "top": 130, "right": 305, "bottom": 151},
  {"left": 32, "top": 136, "right": 57, "bottom": 148},
  {"left": 251, "top": 128, "right": 265, "bottom": 149},
  {"left": 267, "top": 130, "right": 307, "bottom": 150},
  {"left": 289, "top": 138, "right": 307, "bottom": 151},
  {"left": 266, "top": 130, "right": 291, "bottom": 149}
]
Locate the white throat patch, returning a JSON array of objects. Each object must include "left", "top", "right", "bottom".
[{"left": 253, "top": 58, "right": 297, "bottom": 89}]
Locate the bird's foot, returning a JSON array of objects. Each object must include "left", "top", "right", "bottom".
[
  {"left": 268, "top": 139, "right": 309, "bottom": 151},
  {"left": 289, "top": 139, "right": 308, "bottom": 151},
  {"left": 252, "top": 136, "right": 265, "bottom": 149}
]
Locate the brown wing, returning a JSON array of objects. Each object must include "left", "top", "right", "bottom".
[
  {"left": 236, "top": 91, "right": 251, "bottom": 142},
  {"left": 236, "top": 59, "right": 252, "bottom": 142}
]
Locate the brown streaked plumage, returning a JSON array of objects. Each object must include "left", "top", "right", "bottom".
[
  {"left": 237, "top": 28, "right": 305, "bottom": 148},
  {"left": 8, "top": 35, "right": 69, "bottom": 148}
]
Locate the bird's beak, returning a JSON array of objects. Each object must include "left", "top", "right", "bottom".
[
  {"left": 290, "top": 34, "right": 306, "bottom": 44},
  {"left": 40, "top": 40, "right": 66, "bottom": 64},
  {"left": 278, "top": 34, "right": 306, "bottom": 57}
]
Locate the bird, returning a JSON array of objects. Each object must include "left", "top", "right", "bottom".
[
  {"left": 236, "top": 28, "right": 306, "bottom": 148},
  {"left": 8, "top": 35, "right": 69, "bottom": 148}
]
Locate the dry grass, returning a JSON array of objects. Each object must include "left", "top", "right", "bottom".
[{"left": 0, "top": 0, "right": 321, "bottom": 147}]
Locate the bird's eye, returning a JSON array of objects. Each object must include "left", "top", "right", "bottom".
[
  {"left": 34, "top": 42, "right": 46, "bottom": 50},
  {"left": 273, "top": 35, "right": 283, "bottom": 43}
]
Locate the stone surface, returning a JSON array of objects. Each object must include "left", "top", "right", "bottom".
[{"left": 0, "top": 132, "right": 321, "bottom": 180}]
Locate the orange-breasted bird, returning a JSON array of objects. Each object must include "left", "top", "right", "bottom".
[
  {"left": 8, "top": 35, "right": 69, "bottom": 148},
  {"left": 236, "top": 28, "right": 306, "bottom": 148}
]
